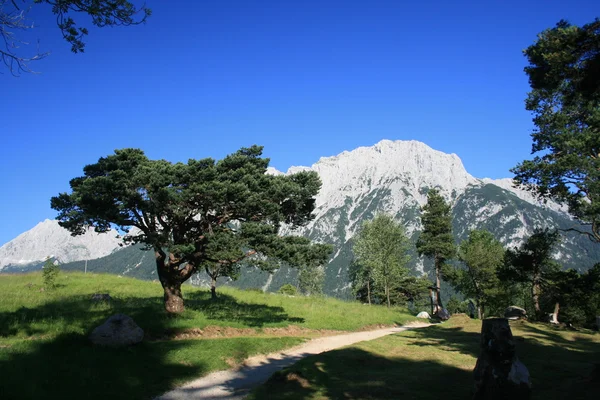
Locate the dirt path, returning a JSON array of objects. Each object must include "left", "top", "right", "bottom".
[{"left": 155, "top": 322, "right": 431, "bottom": 400}]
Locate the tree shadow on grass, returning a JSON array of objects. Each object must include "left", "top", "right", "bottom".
[
  {"left": 185, "top": 291, "right": 305, "bottom": 328},
  {"left": 0, "top": 333, "right": 207, "bottom": 400},
  {"left": 0, "top": 292, "right": 304, "bottom": 400},
  {"left": 247, "top": 347, "right": 473, "bottom": 400},
  {"left": 246, "top": 319, "right": 600, "bottom": 400}
]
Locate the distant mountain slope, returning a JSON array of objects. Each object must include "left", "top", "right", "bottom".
[
  {"left": 3, "top": 140, "right": 599, "bottom": 298},
  {"left": 0, "top": 219, "right": 122, "bottom": 271}
]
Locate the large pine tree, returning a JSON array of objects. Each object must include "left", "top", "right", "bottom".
[{"left": 416, "top": 189, "right": 456, "bottom": 316}]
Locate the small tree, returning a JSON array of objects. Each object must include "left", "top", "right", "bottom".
[
  {"left": 446, "top": 230, "right": 505, "bottom": 319},
  {"left": 51, "top": 146, "right": 332, "bottom": 313},
  {"left": 349, "top": 259, "right": 375, "bottom": 304},
  {"left": 500, "top": 229, "right": 561, "bottom": 320},
  {"left": 352, "top": 214, "right": 411, "bottom": 308},
  {"left": 42, "top": 258, "right": 60, "bottom": 289},
  {"left": 298, "top": 264, "right": 325, "bottom": 296},
  {"left": 416, "top": 189, "right": 456, "bottom": 315}
]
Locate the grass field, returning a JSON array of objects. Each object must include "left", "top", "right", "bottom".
[
  {"left": 0, "top": 272, "right": 415, "bottom": 399},
  {"left": 250, "top": 315, "right": 600, "bottom": 400}
]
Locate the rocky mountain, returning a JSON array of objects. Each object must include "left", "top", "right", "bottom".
[
  {"left": 0, "top": 219, "right": 122, "bottom": 271},
  {"left": 3, "top": 140, "right": 599, "bottom": 297}
]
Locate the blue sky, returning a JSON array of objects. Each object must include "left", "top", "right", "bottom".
[{"left": 1, "top": 0, "right": 598, "bottom": 245}]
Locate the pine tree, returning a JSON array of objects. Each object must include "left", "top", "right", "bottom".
[{"left": 416, "top": 189, "right": 456, "bottom": 315}]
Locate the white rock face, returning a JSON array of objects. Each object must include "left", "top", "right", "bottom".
[
  {"left": 0, "top": 219, "right": 122, "bottom": 270},
  {"left": 279, "top": 139, "right": 565, "bottom": 241}
]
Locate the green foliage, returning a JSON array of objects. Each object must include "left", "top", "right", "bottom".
[
  {"left": 51, "top": 146, "right": 331, "bottom": 311},
  {"left": 41, "top": 259, "right": 60, "bottom": 289},
  {"left": 416, "top": 189, "right": 455, "bottom": 311},
  {"left": 445, "top": 230, "right": 504, "bottom": 318},
  {"left": 416, "top": 189, "right": 456, "bottom": 262},
  {"left": 543, "top": 264, "right": 600, "bottom": 327},
  {"left": 445, "top": 296, "right": 471, "bottom": 316},
  {"left": 298, "top": 264, "right": 324, "bottom": 296},
  {"left": 500, "top": 229, "right": 561, "bottom": 320},
  {"left": 278, "top": 284, "right": 298, "bottom": 296},
  {"left": 352, "top": 214, "right": 412, "bottom": 307},
  {"left": 512, "top": 18, "right": 600, "bottom": 243}
]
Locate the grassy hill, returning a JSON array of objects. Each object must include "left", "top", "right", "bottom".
[
  {"left": 0, "top": 272, "right": 415, "bottom": 399},
  {"left": 251, "top": 315, "right": 600, "bottom": 400}
]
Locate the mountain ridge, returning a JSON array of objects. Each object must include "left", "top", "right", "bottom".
[{"left": 1, "top": 139, "right": 596, "bottom": 298}]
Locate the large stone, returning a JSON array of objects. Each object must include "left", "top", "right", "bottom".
[
  {"left": 90, "top": 314, "right": 144, "bottom": 347},
  {"left": 504, "top": 306, "right": 527, "bottom": 320},
  {"left": 416, "top": 311, "right": 431, "bottom": 319},
  {"left": 473, "top": 318, "right": 531, "bottom": 399}
]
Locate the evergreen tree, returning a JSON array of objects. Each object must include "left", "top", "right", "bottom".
[
  {"left": 446, "top": 230, "right": 504, "bottom": 319},
  {"left": 51, "top": 146, "right": 332, "bottom": 313},
  {"left": 416, "top": 189, "right": 456, "bottom": 315},
  {"left": 352, "top": 214, "right": 411, "bottom": 308},
  {"left": 512, "top": 19, "right": 600, "bottom": 243},
  {"left": 500, "top": 229, "right": 561, "bottom": 320}
]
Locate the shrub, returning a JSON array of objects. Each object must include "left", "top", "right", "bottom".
[
  {"left": 42, "top": 258, "right": 60, "bottom": 289},
  {"left": 278, "top": 284, "right": 298, "bottom": 296}
]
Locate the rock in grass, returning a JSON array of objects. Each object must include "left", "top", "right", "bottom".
[
  {"left": 91, "top": 293, "right": 112, "bottom": 303},
  {"left": 504, "top": 306, "right": 527, "bottom": 320},
  {"left": 90, "top": 314, "right": 144, "bottom": 347},
  {"left": 416, "top": 311, "right": 431, "bottom": 319}
]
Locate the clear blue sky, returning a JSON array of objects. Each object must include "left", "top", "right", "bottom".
[{"left": 1, "top": 0, "right": 597, "bottom": 245}]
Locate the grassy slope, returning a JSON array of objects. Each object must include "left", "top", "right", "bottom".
[
  {"left": 0, "top": 272, "right": 415, "bottom": 399},
  {"left": 251, "top": 315, "right": 600, "bottom": 400}
]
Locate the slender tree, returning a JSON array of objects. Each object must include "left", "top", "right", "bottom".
[
  {"left": 352, "top": 214, "right": 411, "bottom": 308},
  {"left": 512, "top": 19, "right": 600, "bottom": 243},
  {"left": 446, "top": 230, "right": 504, "bottom": 319},
  {"left": 51, "top": 146, "right": 331, "bottom": 313},
  {"left": 500, "top": 229, "right": 561, "bottom": 320},
  {"left": 416, "top": 189, "right": 456, "bottom": 315}
]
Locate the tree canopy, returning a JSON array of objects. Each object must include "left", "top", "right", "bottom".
[
  {"left": 351, "top": 213, "right": 412, "bottom": 308},
  {"left": 445, "top": 230, "right": 504, "bottom": 319},
  {"left": 51, "top": 146, "right": 332, "bottom": 313},
  {"left": 1, "top": 0, "right": 150, "bottom": 75},
  {"left": 512, "top": 18, "right": 600, "bottom": 243},
  {"left": 500, "top": 229, "right": 561, "bottom": 320}
]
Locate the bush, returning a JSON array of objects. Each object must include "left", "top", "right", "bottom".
[
  {"left": 42, "top": 259, "right": 60, "bottom": 289},
  {"left": 278, "top": 284, "right": 298, "bottom": 296}
]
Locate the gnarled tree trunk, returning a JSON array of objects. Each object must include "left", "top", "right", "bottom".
[
  {"left": 161, "top": 277, "right": 185, "bottom": 313},
  {"left": 155, "top": 249, "right": 196, "bottom": 314}
]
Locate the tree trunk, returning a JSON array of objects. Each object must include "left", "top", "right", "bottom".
[
  {"left": 551, "top": 302, "right": 559, "bottom": 324},
  {"left": 161, "top": 279, "right": 185, "bottom": 313},
  {"left": 477, "top": 304, "right": 482, "bottom": 320},
  {"left": 155, "top": 250, "right": 196, "bottom": 314},
  {"left": 367, "top": 280, "right": 371, "bottom": 305},
  {"left": 211, "top": 276, "right": 217, "bottom": 300},
  {"left": 386, "top": 284, "right": 391, "bottom": 308},
  {"left": 435, "top": 256, "right": 444, "bottom": 310},
  {"left": 532, "top": 276, "right": 541, "bottom": 320}
]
